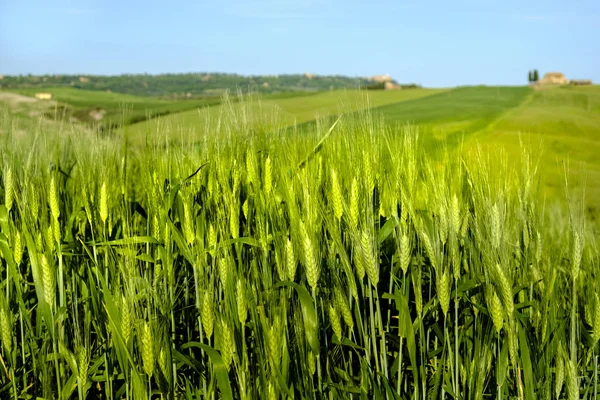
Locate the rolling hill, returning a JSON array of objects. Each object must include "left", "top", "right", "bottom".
[
  {"left": 122, "top": 88, "right": 447, "bottom": 143},
  {"left": 120, "top": 84, "right": 600, "bottom": 212},
  {"left": 4, "top": 87, "right": 321, "bottom": 128},
  {"left": 2, "top": 84, "right": 598, "bottom": 212},
  {"left": 468, "top": 85, "right": 600, "bottom": 210}
]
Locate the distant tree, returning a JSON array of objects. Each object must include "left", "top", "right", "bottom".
[
  {"left": 528, "top": 70, "right": 533, "bottom": 83},
  {"left": 533, "top": 69, "right": 539, "bottom": 82}
]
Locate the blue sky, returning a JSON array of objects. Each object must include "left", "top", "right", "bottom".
[{"left": 1, "top": 0, "right": 598, "bottom": 87}]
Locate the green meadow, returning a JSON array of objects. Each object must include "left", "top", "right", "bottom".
[
  {"left": 10, "top": 87, "right": 224, "bottom": 127},
  {"left": 115, "top": 84, "right": 599, "bottom": 212},
  {"left": 122, "top": 88, "right": 447, "bottom": 140},
  {"left": 2, "top": 84, "right": 599, "bottom": 210},
  {"left": 7, "top": 87, "right": 318, "bottom": 128},
  {"left": 471, "top": 85, "right": 600, "bottom": 205}
]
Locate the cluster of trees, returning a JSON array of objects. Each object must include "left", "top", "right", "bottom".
[
  {"left": 528, "top": 69, "right": 539, "bottom": 83},
  {"left": 0, "top": 73, "right": 380, "bottom": 97}
]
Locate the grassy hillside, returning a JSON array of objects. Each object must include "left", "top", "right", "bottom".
[
  {"left": 3, "top": 84, "right": 598, "bottom": 212},
  {"left": 364, "top": 84, "right": 600, "bottom": 212},
  {"left": 469, "top": 85, "right": 600, "bottom": 211},
  {"left": 287, "top": 85, "right": 600, "bottom": 212},
  {"left": 120, "top": 84, "right": 600, "bottom": 212},
  {"left": 5, "top": 88, "right": 319, "bottom": 129},
  {"left": 374, "top": 86, "right": 531, "bottom": 140},
  {"left": 10, "top": 87, "right": 223, "bottom": 128},
  {"left": 124, "top": 88, "right": 446, "bottom": 143}
]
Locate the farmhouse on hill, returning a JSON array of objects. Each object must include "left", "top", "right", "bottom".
[
  {"left": 370, "top": 74, "right": 393, "bottom": 83},
  {"left": 365, "top": 74, "right": 403, "bottom": 90},
  {"left": 539, "top": 72, "right": 569, "bottom": 85}
]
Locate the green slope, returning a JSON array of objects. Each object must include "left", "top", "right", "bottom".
[
  {"left": 469, "top": 85, "right": 600, "bottom": 210},
  {"left": 6, "top": 83, "right": 597, "bottom": 210},
  {"left": 12, "top": 87, "right": 223, "bottom": 127},
  {"left": 123, "top": 88, "right": 447, "bottom": 143},
  {"left": 8, "top": 87, "right": 323, "bottom": 128},
  {"left": 373, "top": 86, "right": 532, "bottom": 140}
]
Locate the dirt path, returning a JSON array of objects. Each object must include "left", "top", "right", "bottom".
[
  {"left": 0, "top": 91, "right": 58, "bottom": 117},
  {"left": 0, "top": 91, "right": 39, "bottom": 105}
]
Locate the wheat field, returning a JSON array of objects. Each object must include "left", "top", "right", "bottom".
[{"left": 0, "top": 98, "right": 598, "bottom": 399}]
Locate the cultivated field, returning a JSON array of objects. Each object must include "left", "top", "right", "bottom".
[
  {"left": 472, "top": 85, "right": 600, "bottom": 207},
  {"left": 0, "top": 85, "right": 599, "bottom": 398},
  {"left": 122, "top": 88, "right": 446, "bottom": 142},
  {"left": 9, "top": 88, "right": 260, "bottom": 128},
  {"left": 120, "top": 85, "right": 600, "bottom": 211}
]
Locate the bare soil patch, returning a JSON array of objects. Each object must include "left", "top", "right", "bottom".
[{"left": 0, "top": 92, "right": 39, "bottom": 105}]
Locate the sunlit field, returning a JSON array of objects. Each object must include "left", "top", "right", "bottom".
[{"left": 0, "top": 93, "right": 598, "bottom": 398}]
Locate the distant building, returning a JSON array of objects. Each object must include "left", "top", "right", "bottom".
[
  {"left": 303, "top": 73, "right": 316, "bottom": 79},
  {"left": 35, "top": 93, "right": 52, "bottom": 100},
  {"left": 0, "top": 75, "right": 4, "bottom": 80},
  {"left": 570, "top": 79, "right": 593, "bottom": 86},
  {"left": 384, "top": 81, "right": 401, "bottom": 90},
  {"left": 79, "top": 76, "right": 90, "bottom": 83},
  {"left": 539, "top": 72, "right": 569, "bottom": 85},
  {"left": 370, "top": 74, "right": 393, "bottom": 83}
]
